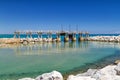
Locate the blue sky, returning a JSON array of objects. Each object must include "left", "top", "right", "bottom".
[{"left": 0, "top": 0, "right": 120, "bottom": 34}]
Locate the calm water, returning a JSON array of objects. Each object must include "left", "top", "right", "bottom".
[
  {"left": 0, "top": 41, "right": 120, "bottom": 79},
  {"left": 0, "top": 34, "right": 120, "bottom": 38}
]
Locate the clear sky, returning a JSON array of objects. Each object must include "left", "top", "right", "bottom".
[{"left": 0, "top": 0, "right": 120, "bottom": 34}]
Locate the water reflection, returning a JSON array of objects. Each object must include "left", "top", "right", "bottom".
[
  {"left": 90, "top": 42, "right": 120, "bottom": 49},
  {"left": 12, "top": 41, "right": 120, "bottom": 55},
  {"left": 14, "top": 41, "right": 90, "bottom": 55}
]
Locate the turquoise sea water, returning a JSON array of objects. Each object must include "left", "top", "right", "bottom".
[
  {"left": 0, "top": 34, "right": 120, "bottom": 38},
  {"left": 0, "top": 40, "right": 120, "bottom": 79},
  {"left": 0, "top": 34, "right": 120, "bottom": 79}
]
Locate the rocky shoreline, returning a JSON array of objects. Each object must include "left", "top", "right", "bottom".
[
  {"left": 0, "top": 35, "right": 120, "bottom": 45},
  {"left": 18, "top": 61, "right": 120, "bottom": 80},
  {"left": 88, "top": 36, "right": 120, "bottom": 42}
]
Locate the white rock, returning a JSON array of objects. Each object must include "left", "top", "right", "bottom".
[
  {"left": 93, "top": 65, "right": 116, "bottom": 77},
  {"left": 100, "top": 65, "right": 116, "bottom": 75},
  {"left": 35, "top": 70, "right": 63, "bottom": 80},
  {"left": 115, "top": 62, "right": 120, "bottom": 75},
  {"left": 94, "top": 74, "right": 120, "bottom": 80},
  {"left": 18, "top": 78, "right": 35, "bottom": 80},
  {"left": 92, "top": 65, "right": 117, "bottom": 80},
  {"left": 67, "top": 65, "right": 119, "bottom": 80},
  {"left": 77, "top": 69, "right": 98, "bottom": 76},
  {"left": 67, "top": 75, "right": 96, "bottom": 80}
]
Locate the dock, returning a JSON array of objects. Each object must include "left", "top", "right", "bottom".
[{"left": 13, "top": 30, "right": 89, "bottom": 44}]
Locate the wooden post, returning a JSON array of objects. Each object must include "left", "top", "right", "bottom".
[
  {"left": 85, "top": 32, "right": 89, "bottom": 40},
  {"left": 72, "top": 32, "right": 76, "bottom": 41},
  {"left": 18, "top": 32, "right": 20, "bottom": 38},
  {"left": 14, "top": 31, "right": 17, "bottom": 38},
  {"left": 37, "top": 32, "right": 42, "bottom": 39},
  {"left": 26, "top": 32, "right": 29, "bottom": 39},
  {"left": 29, "top": 32, "right": 32, "bottom": 38},
  {"left": 64, "top": 33, "right": 69, "bottom": 42},
  {"left": 79, "top": 32, "right": 84, "bottom": 41},
  {"left": 56, "top": 32, "right": 61, "bottom": 42}
]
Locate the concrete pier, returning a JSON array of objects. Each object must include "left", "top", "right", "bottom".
[
  {"left": 78, "top": 32, "right": 84, "bottom": 41},
  {"left": 56, "top": 32, "right": 61, "bottom": 42},
  {"left": 72, "top": 32, "right": 76, "bottom": 41},
  {"left": 37, "top": 31, "right": 43, "bottom": 42},
  {"left": 68, "top": 32, "right": 76, "bottom": 41},
  {"left": 64, "top": 33, "right": 69, "bottom": 42},
  {"left": 85, "top": 32, "right": 89, "bottom": 41},
  {"left": 14, "top": 31, "right": 20, "bottom": 38},
  {"left": 13, "top": 30, "right": 90, "bottom": 44}
]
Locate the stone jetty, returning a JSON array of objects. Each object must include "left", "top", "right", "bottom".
[
  {"left": 0, "top": 38, "right": 20, "bottom": 44},
  {"left": 88, "top": 36, "right": 120, "bottom": 42}
]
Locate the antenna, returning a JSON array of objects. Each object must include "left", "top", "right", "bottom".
[
  {"left": 61, "top": 24, "right": 63, "bottom": 32},
  {"left": 69, "top": 24, "right": 71, "bottom": 32},
  {"left": 76, "top": 24, "right": 78, "bottom": 33}
]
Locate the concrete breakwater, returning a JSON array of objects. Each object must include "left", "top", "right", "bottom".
[
  {"left": 0, "top": 36, "right": 120, "bottom": 45},
  {"left": 19, "top": 62, "right": 120, "bottom": 80},
  {"left": 88, "top": 36, "right": 120, "bottom": 42},
  {"left": 0, "top": 38, "right": 20, "bottom": 44}
]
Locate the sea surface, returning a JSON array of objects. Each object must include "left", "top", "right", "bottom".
[
  {"left": 0, "top": 34, "right": 120, "bottom": 79},
  {"left": 0, "top": 34, "right": 120, "bottom": 38}
]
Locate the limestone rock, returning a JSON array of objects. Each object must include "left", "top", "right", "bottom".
[
  {"left": 115, "top": 62, "right": 120, "bottom": 75},
  {"left": 77, "top": 69, "right": 98, "bottom": 76},
  {"left": 67, "top": 75, "right": 96, "bottom": 80},
  {"left": 18, "top": 78, "right": 35, "bottom": 80},
  {"left": 96, "top": 75, "right": 120, "bottom": 80},
  {"left": 92, "top": 65, "right": 117, "bottom": 80},
  {"left": 114, "top": 60, "right": 120, "bottom": 65},
  {"left": 35, "top": 70, "right": 63, "bottom": 80},
  {"left": 99, "top": 65, "right": 116, "bottom": 75}
]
